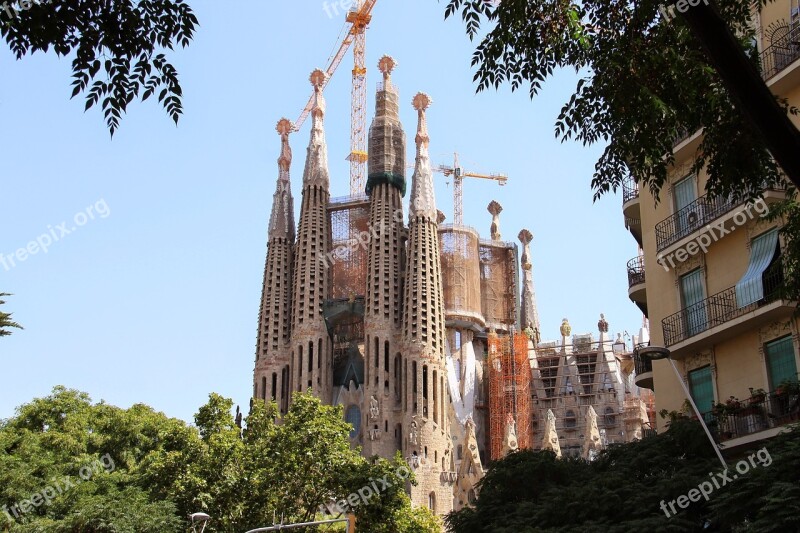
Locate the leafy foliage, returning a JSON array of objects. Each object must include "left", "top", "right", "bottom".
[
  {"left": 443, "top": 0, "right": 800, "bottom": 300},
  {"left": 1, "top": 388, "right": 437, "bottom": 532},
  {"left": 0, "top": 293, "right": 22, "bottom": 337},
  {"left": 1, "top": 0, "right": 198, "bottom": 136},
  {"left": 446, "top": 419, "right": 799, "bottom": 532},
  {"left": 444, "top": 0, "right": 783, "bottom": 199}
]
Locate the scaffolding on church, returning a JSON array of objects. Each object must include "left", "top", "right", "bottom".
[
  {"left": 328, "top": 194, "right": 371, "bottom": 299},
  {"left": 479, "top": 239, "right": 519, "bottom": 330},
  {"left": 488, "top": 331, "right": 533, "bottom": 460}
]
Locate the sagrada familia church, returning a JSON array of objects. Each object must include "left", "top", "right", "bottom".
[{"left": 251, "top": 56, "right": 653, "bottom": 516}]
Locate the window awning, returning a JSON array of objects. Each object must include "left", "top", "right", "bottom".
[{"left": 735, "top": 228, "right": 779, "bottom": 307}]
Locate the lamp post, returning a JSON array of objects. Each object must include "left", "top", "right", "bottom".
[
  {"left": 637, "top": 345, "right": 727, "bottom": 468},
  {"left": 189, "top": 513, "right": 210, "bottom": 533}
]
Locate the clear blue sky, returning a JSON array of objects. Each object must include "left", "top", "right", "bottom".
[{"left": 0, "top": 0, "right": 643, "bottom": 423}]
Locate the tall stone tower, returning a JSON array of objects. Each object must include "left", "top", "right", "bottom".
[
  {"left": 290, "top": 69, "right": 332, "bottom": 401},
  {"left": 402, "top": 93, "right": 453, "bottom": 514},
  {"left": 253, "top": 118, "right": 295, "bottom": 414},
  {"left": 363, "top": 56, "right": 407, "bottom": 457}
]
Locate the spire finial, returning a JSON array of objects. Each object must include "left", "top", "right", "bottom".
[
  {"left": 412, "top": 92, "right": 432, "bottom": 147},
  {"left": 276, "top": 118, "right": 293, "bottom": 182},
  {"left": 378, "top": 55, "right": 397, "bottom": 85},
  {"left": 488, "top": 200, "right": 503, "bottom": 240},
  {"left": 310, "top": 69, "right": 327, "bottom": 118},
  {"left": 409, "top": 93, "right": 436, "bottom": 220}
]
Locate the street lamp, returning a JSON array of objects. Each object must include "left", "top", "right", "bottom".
[
  {"left": 637, "top": 345, "right": 727, "bottom": 468},
  {"left": 190, "top": 512, "right": 210, "bottom": 533}
]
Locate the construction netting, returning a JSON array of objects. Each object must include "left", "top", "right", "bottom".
[
  {"left": 479, "top": 240, "right": 519, "bottom": 328},
  {"left": 438, "top": 225, "right": 483, "bottom": 322},
  {"left": 488, "top": 332, "right": 533, "bottom": 460},
  {"left": 328, "top": 195, "right": 370, "bottom": 299}
]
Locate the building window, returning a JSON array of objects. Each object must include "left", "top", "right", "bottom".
[
  {"left": 766, "top": 336, "right": 798, "bottom": 390},
  {"left": 428, "top": 492, "right": 436, "bottom": 512},
  {"left": 565, "top": 410, "right": 577, "bottom": 428},
  {"left": 735, "top": 228, "right": 781, "bottom": 307},
  {"left": 673, "top": 175, "right": 697, "bottom": 235},
  {"left": 688, "top": 366, "right": 714, "bottom": 420},
  {"left": 680, "top": 269, "right": 707, "bottom": 337},
  {"left": 345, "top": 405, "right": 361, "bottom": 439}
]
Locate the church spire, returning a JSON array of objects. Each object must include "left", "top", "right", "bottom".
[
  {"left": 253, "top": 118, "right": 297, "bottom": 414},
  {"left": 409, "top": 93, "right": 436, "bottom": 221},
  {"left": 366, "top": 56, "right": 406, "bottom": 196},
  {"left": 290, "top": 69, "right": 333, "bottom": 402},
  {"left": 269, "top": 118, "right": 295, "bottom": 241},
  {"left": 302, "top": 69, "right": 330, "bottom": 189}
]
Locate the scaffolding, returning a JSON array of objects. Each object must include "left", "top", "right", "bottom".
[
  {"left": 438, "top": 224, "right": 483, "bottom": 326},
  {"left": 488, "top": 332, "right": 533, "bottom": 460},
  {"left": 327, "top": 195, "right": 371, "bottom": 299},
  {"left": 479, "top": 240, "right": 519, "bottom": 330}
]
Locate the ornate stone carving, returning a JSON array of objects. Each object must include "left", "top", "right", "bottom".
[
  {"left": 598, "top": 314, "right": 609, "bottom": 333},
  {"left": 369, "top": 395, "right": 380, "bottom": 420},
  {"left": 560, "top": 319, "right": 571, "bottom": 338},
  {"left": 487, "top": 201, "right": 503, "bottom": 241},
  {"left": 409, "top": 415, "right": 419, "bottom": 445}
]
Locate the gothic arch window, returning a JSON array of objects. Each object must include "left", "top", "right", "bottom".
[{"left": 428, "top": 492, "right": 436, "bottom": 512}]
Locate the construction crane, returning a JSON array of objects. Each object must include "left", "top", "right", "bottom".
[
  {"left": 435, "top": 153, "right": 508, "bottom": 226},
  {"left": 292, "top": 0, "right": 377, "bottom": 196}
]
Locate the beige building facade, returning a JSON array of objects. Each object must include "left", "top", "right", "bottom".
[{"left": 626, "top": 0, "right": 800, "bottom": 450}]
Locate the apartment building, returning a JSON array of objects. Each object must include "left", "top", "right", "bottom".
[{"left": 626, "top": 0, "right": 800, "bottom": 450}]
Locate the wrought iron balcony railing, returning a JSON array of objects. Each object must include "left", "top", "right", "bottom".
[
  {"left": 661, "top": 265, "right": 785, "bottom": 346},
  {"left": 759, "top": 24, "right": 800, "bottom": 81},
  {"left": 713, "top": 390, "right": 800, "bottom": 442},
  {"left": 627, "top": 256, "right": 646, "bottom": 289},
  {"left": 655, "top": 193, "right": 737, "bottom": 251},
  {"left": 622, "top": 177, "right": 639, "bottom": 204},
  {"left": 633, "top": 350, "right": 654, "bottom": 376}
]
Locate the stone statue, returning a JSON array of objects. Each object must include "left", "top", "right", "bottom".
[
  {"left": 409, "top": 416, "right": 419, "bottom": 445},
  {"left": 369, "top": 395, "right": 379, "bottom": 420},
  {"left": 598, "top": 313, "right": 609, "bottom": 333}
]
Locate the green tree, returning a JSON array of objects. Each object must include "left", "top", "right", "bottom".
[
  {"left": 1, "top": 388, "right": 439, "bottom": 532},
  {"left": 0, "top": 293, "right": 21, "bottom": 337},
  {"left": 1, "top": 0, "right": 198, "bottom": 136},
  {"left": 0, "top": 386, "right": 186, "bottom": 532},
  {"left": 446, "top": 419, "right": 799, "bottom": 532}
]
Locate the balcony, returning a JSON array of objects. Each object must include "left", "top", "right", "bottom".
[
  {"left": 661, "top": 266, "right": 793, "bottom": 354},
  {"left": 622, "top": 177, "right": 642, "bottom": 246},
  {"left": 633, "top": 351, "right": 654, "bottom": 390},
  {"left": 759, "top": 23, "right": 800, "bottom": 81},
  {"left": 655, "top": 193, "right": 738, "bottom": 252},
  {"left": 626, "top": 256, "right": 647, "bottom": 315},
  {"left": 714, "top": 390, "right": 800, "bottom": 444}
]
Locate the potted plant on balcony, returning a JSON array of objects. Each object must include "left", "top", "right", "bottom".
[{"left": 749, "top": 387, "right": 767, "bottom": 403}]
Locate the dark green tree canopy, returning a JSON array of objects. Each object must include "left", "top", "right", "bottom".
[
  {"left": 1, "top": 0, "right": 198, "bottom": 136},
  {"left": 446, "top": 419, "right": 800, "bottom": 532},
  {"left": 443, "top": 0, "right": 790, "bottom": 201}
]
